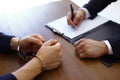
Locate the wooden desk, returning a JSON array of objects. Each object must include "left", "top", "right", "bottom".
[{"left": 0, "top": 0, "right": 120, "bottom": 80}]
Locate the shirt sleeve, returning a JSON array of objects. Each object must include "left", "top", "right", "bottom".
[
  {"left": 0, "top": 73, "right": 17, "bottom": 80},
  {"left": 103, "top": 40, "right": 113, "bottom": 55}
]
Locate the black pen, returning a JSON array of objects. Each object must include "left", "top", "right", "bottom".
[{"left": 70, "top": 4, "right": 75, "bottom": 21}]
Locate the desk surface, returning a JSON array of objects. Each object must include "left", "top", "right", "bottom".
[{"left": 0, "top": 0, "right": 120, "bottom": 80}]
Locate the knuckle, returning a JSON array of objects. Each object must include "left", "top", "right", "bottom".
[
  {"left": 56, "top": 45, "right": 62, "bottom": 51},
  {"left": 56, "top": 62, "right": 61, "bottom": 66},
  {"left": 75, "top": 47, "right": 79, "bottom": 52}
]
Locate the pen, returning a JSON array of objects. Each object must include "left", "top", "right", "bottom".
[{"left": 70, "top": 3, "right": 75, "bottom": 21}]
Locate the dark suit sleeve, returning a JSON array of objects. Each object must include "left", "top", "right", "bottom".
[
  {"left": 107, "top": 35, "right": 120, "bottom": 59},
  {"left": 0, "top": 73, "right": 17, "bottom": 80},
  {"left": 83, "top": 0, "right": 117, "bottom": 19},
  {"left": 0, "top": 32, "right": 14, "bottom": 53}
]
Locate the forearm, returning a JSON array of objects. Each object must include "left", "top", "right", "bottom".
[{"left": 12, "top": 57, "right": 42, "bottom": 80}]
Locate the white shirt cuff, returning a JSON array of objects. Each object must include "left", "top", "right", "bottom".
[
  {"left": 103, "top": 40, "right": 113, "bottom": 55},
  {"left": 79, "top": 7, "right": 90, "bottom": 19}
]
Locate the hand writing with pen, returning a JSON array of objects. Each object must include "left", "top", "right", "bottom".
[{"left": 67, "top": 6, "right": 86, "bottom": 28}]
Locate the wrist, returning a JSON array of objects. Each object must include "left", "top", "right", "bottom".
[
  {"left": 33, "top": 55, "right": 46, "bottom": 72},
  {"left": 31, "top": 57, "right": 43, "bottom": 73},
  {"left": 10, "top": 37, "right": 26, "bottom": 60},
  {"left": 10, "top": 37, "right": 19, "bottom": 51}
]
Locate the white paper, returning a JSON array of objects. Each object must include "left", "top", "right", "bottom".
[{"left": 46, "top": 15, "right": 109, "bottom": 39}]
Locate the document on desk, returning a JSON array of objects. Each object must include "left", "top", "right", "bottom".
[{"left": 45, "top": 15, "right": 109, "bottom": 43}]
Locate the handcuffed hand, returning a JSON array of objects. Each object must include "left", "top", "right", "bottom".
[
  {"left": 20, "top": 33, "right": 44, "bottom": 53},
  {"left": 36, "top": 39, "right": 62, "bottom": 70},
  {"left": 67, "top": 9, "right": 86, "bottom": 28}
]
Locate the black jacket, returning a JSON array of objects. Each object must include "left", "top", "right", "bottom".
[
  {"left": 0, "top": 32, "right": 14, "bottom": 53},
  {"left": 84, "top": 0, "right": 117, "bottom": 19}
]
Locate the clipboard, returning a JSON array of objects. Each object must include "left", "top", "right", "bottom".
[
  {"left": 45, "top": 16, "right": 120, "bottom": 67},
  {"left": 45, "top": 25, "right": 82, "bottom": 43},
  {"left": 45, "top": 24, "right": 105, "bottom": 43},
  {"left": 45, "top": 16, "right": 109, "bottom": 44}
]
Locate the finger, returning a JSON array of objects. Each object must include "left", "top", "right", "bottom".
[
  {"left": 31, "top": 34, "right": 45, "bottom": 42},
  {"left": 73, "top": 14, "right": 81, "bottom": 26},
  {"left": 44, "top": 39, "right": 58, "bottom": 46},
  {"left": 74, "top": 40, "right": 81, "bottom": 47},
  {"left": 67, "top": 12, "right": 76, "bottom": 27},
  {"left": 79, "top": 53, "right": 86, "bottom": 59},
  {"left": 52, "top": 42, "right": 62, "bottom": 50},
  {"left": 29, "top": 37, "right": 43, "bottom": 46},
  {"left": 75, "top": 45, "right": 83, "bottom": 56},
  {"left": 74, "top": 38, "right": 86, "bottom": 47}
]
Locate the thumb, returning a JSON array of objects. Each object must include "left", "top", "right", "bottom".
[
  {"left": 73, "top": 14, "right": 81, "bottom": 25},
  {"left": 31, "top": 34, "right": 45, "bottom": 42},
  {"left": 52, "top": 42, "right": 62, "bottom": 50}
]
